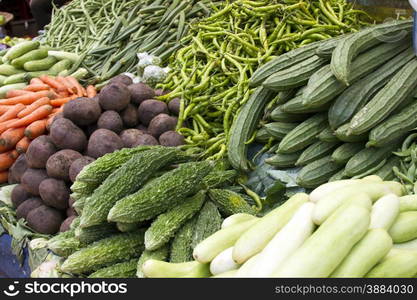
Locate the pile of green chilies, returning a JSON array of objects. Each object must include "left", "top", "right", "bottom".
[
  {"left": 42, "top": 0, "right": 216, "bottom": 84},
  {"left": 156, "top": 0, "right": 371, "bottom": 160}
]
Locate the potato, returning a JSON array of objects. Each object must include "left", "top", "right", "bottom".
[
  {"left": 26, "top": 205, "right": 63, "bottom": 234},
  {"left": 168, "top": 98, "right": 181, "bottom": 115},
  {"left": 26, "top": 135, "right": 57, "bottom": 169},
  {"left": 132, "top": 134, "right": 158, "bottom": 146},
  {"left": 159, "top": 131, "right": 185, "bottom": 147},
  {"left": 46, "top": 112, "right": 64, "bottom": 132},
  {"left": 11, "top": 184, "right": 31, "bottom": 208},
  {"left": 16, "top": 197, "right": 43, "bottom": 219},
  {"left": 121, "top": 104, "right": 139, "bottom": 127},
  {"left": 128, "top": 83, "right": 155, "bottom": 105},
  {"left": 154, "top": 88, "right": 170, "bottom": 97},
  {"left": 137, "top": 99, "right": 168, "bottom": 125},
  {"left": 120, "top": 129, "right": 144, "bottom": 148},
  {"left": 9, "top": 153, "right": 28, "bottom": 183},
  {"left": 50, "top": 118, "right": 88, "bottom": 152},
  {"left": 97, "top": 110, "right": 124, "bottom": 133},
  {"left": 46, "top": 150, "right": 82, "bottom": 181},
  {"left": 136, "top": 124, "right": 148, "bottom": 134},
  {"left": 21, "top": 168, "right": 48, "bottom": 195},
  {"left": 87, "top": 129, "right": 123, "bottom": 158},
  {"left": 110, "top": 74, "right": 133, "bottom": 86},
  {"left": 148, "top": 114, "right": 178, "bottom": 138},
  {"left": 39, "top": 178, "right": 70, "bottom": 210},
  {"left": 63, "top": 97, "right": 102, "bottom": 126},
  {"left": 60, "top": 215, "right": 77, "bottom": 232},
  {"left": 69, "top": 156, "right": 95, "bottom": 182},
  {"left": 99, "top": 83, "right": 131, "bottom": 111}
]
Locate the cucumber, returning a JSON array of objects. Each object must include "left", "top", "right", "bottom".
[
  {"left": 74, "top": 223, "right": 118, "bottom": 244},
  {"left": 210, "top": 247, "right": 240, "bottom": 275},
  {"left": 88, "top": 258, "right": 138, "bottom": 278},
  {"left": 388, "top": 211, "right": 417, "bottom": 243},
  {"left": 334, "top": 123, "right": 368, "bottom": 143},
  {"left": 328, "top": 47, "right": 415, "bottom": 129},
  {"left": 3, "top": 73, "right": 27, "bottom": 85},
  {"left": 394, "top": 239, "right": 417, "bottom": 250},
  {"left": 221, "top": 213, "right": 257, "bottom": 229},
  {"left": 227, "top": 86, "right": 276, "bottom": 171},
  {"left": 0, "top": 64, "right": 23, "bottom": 76},
  {"left": 331, "top": 143, "right": 365, "bottom": 165},
  {"left": 296, "top": 155, "right": 343, "bottom": 188},
  {"left": 263, "top": 122, "right": 298, "bottom": 140},
  {"left": 142, "top": 260, "right": 210, "bottom": 278},
  {"left": 208, "top": 189, "right": 256, "bottom": 216},
  {"left": 48, "top": 50, "right": 80, "bottom": 63},
  {"left": 349, "top": 58, "right": 417, "bottom": 135},
  {"left": 108, "top": 161, "right": 213, "bottom": 223},
  {"left": 399, "top": 195, "right": 417, "bottom": 212},
  {"left": 144, "top": 191, "right": 205, "bottom": 251},
  {"left": 265, "top": 151, "right": 302, "bottom": 168},
  {"left": 49, "top": 59, "right": 73, "bottom": 76},
  {"left": 281, "top": 94, "right": 331, "bottom": 114},
  {"left": 137, "top": 246, "right": 169, "bottom": 278},
  {"left": 11, "top": 48, "right": 48, "bottom": 69},
  {"left": 80, "top": 147, "right": 187, "bottom": 227},
  {"left": 232, "top": 193, "right": 309, "bottom": 264},
  {"left": 295, "top": 141, "right": 339, "bottom": 167},
  {"left": 23, "top": 56, "right": 58, "bottom": 72},
  {"left": 262, "top": 55, "right": 327, "bottom": 91},
  {"left": 309, "top": 179, "right": 360, "bottom": 203},
  {"left": 60, "top": 231, "right": 145, "bottom": 274},
  {"left": 170, "top": 217, "right": 197, "bottom": 263},
  {"left": 366, "top": 249, "right": 417, "bottom": 278},
  {"left": 270, "top": 106, "right": 310, "bottom": 123},
  {"left": 330, "top": 229, "right": 393, "bottom": 278},
  {"left": 0, "top": 83, "right": 27, "bottom": 98},
  {"left": 272, "top": 205, "right": 370, "bottom": 277},
  {"left": 47, "top": 230, "right": 83, "bottom": 257},
  {"left": 2, "top": 41, "right": 40, "bottom": 63},
  {"left": 370, "top": 194, "right": 400, "bottom": 230},
  {"left": 277, "top": 113, "right": 328, "bottom": 154},
  {"left": 331, "top": 20, "right": 412, "bottom": 85},
  {"left": 317, "top": 126, "right": 338, "bottom": 142}
]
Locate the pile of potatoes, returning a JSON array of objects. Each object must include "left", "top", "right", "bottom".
[{"left": 8, "top": 74, "right": 185, "bottom": 234}]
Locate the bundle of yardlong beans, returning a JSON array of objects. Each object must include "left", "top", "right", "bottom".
[
  {"left": 42, "top": 0, "right": 216, "bottom": 84},
  {"left": 393, "top": 133, "right": 417, "bottom": 194},
  {"left": 156, "top": 0, "right": 371, "bottom": 160}
]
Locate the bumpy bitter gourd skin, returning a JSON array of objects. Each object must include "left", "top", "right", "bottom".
[
  {"left": 191, "top": 201, "right": 222, "bottom": 249},
  {"left": 208, "top": 189, "right": 256, "bottom": 216},
  {"left": 88, "top": 258, "right": 138, "bottom": 278},
  {"left": 170, "top": 217, "right": 197, "bottom": 263}
]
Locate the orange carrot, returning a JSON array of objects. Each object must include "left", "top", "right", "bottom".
[
  {"left": 0, "top": 90, "right": 53, "bottom": 105},
  {"left": 67, "top": 76, "right": 84, "bottom": 97},
  {"left": 58, "top": 91, "right": 70, "bottom": 98},
  {"left": 6, "top": 90, "right": 34, "bottom": 98},
  {"left": 16, "top": 136, "right": 30, "bottom": 153},
  {"left": 30, "top": 78, "right": 44, "bottom": 85},
  {"left": 56, "top": 76, "right": 74, "bottom": 94},
  {"left": 24, "top": 84, "right": 50, "bottom": 92},
  {"left": 0, "top": 127, "right": 25, "bottom": 148},
  {"left": 39, "top": 75, "right": 67, "bottom": 92},
  {"left": 7, "top": 105, "right": 53, "bottom": 129},
  {"left": 0, "top": 150, "right": 18, "bottom": 171},
  {"left": 0, "top": 119, "right": 18, "bottom": 135},
  {"left": 18, "top": 97, "right": 50, "bottom": 118},
  {"left": 24, "top": 119, "right": 47, "bottom": 139},
  {"left": 52, "top": 108, "right": 62, "bottom": 114},
  {"left": 0, "top": 105, "right": 12, "bottom": 116},
  {"left": 0, "top": 170, "right": 8, "bottom": 183},
  {"left": 50, "top": 95, "right": 78, "bottom": 107},
  {"left": 0, "top": 104, "right": 26, "bottom": 123},
  {"left": 86, "top": 85, "right": 97, "bottom": 98}
]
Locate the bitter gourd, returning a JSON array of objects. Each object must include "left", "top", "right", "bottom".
[
  {"left": 88, "top": 259, "right": 138, "bottom": 278},
  {"left": 191, "top": 201, "right": 222, "bottom": 248},
  {"left": 202, "top": 169, "right": 237, "bottom": 189},
  {"left": 208, "top": 189, "right": 256, "bottom": 216},
  {"left": 75, "top": 223, "right": 118, "bottom": 244},
  {"left": 170, "top": 217, "right": 197, "bottom": 263},
  {"left": 48, "top": 230, "right": 83, "bottom": 257}
]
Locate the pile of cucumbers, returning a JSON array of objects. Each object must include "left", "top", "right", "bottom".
[
  {"left": 244, "top": 20, "right": 417, "bottom": 188},
  {"left": 47, "top": 146, "right": 256, "bottom": 277}
]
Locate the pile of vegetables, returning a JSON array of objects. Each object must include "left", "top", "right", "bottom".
[
  {"left": 235, "top": 20, "right": 417, "bottom": 188},
  {"left": 156, "top": 0, "right": 371, "bottom": 160},
  {"left": 142, "top": 176, "right": 417, "bottom": 278},
  {"left": 0, "top": 36, "right": 32, "bottom": 48}
]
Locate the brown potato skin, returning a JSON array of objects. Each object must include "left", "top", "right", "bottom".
[
  {"left": 69, "top": 156, "right": 95, "bottom": 182},
  {"left": 148, "top": 114, "right": 178, "bottom": 138},
  {"left": 121, "top": 104, "right": 139, "bottom": 127},
  {"left": 39, "top": 178, "right": 70, "bottom": 210},
  {"left": 168, "top": 98, "right": 181, "bottom": 116},
  {"left": 110, "top": 74, "right": 133, "bottom": 86},
  {"left": 97, "top": 110, "right": 124, "bottom": 134},
  {"left": 132, "top": 134, "right": 159, "bottom": 146},
  {"left": 50, "top": 118, "right": 88, "bottom": 152},
  {"left": 137, "top": 100, "right": 168, "bottom": 125},
  {"left": 9, "top": 153, "right": 29, "bottom": 183},
  {"left": 99, "top": 83, "right": 131, "bottom": 112},
  {"left": 46, "top": 150, "right": 83, "bottom": 181},
  {"left": 128, "top": 83, "right": 155, "bottom": 105},
  {"left": 87, "top": 129, "right": 123, "bottom": 158},
  {"left": 60, "top": 215, "right": 77, "bottom": 232},
  {"left": 63, "top": 97, "right": 102, "bottom": 126},
  {"left": 16, "top": 197, "right": 43, "bottom": 219},
  {"left": 159, "top": 131, "right": 185, "bottom": 147},
  {"left": 11, "top": 184, "right": 32, "bottom": 208},
  {"left": 26, "top": 136, "right": 57, "bottom": 169},
  {"left": 120, "top": 129, "right": 144, "bottom": 148},
  {"left": 26, "top": 205, "right": 64, "bottom": 234},
  {"left": 21, "top": 168, "right": 48, "bottom": 195}
]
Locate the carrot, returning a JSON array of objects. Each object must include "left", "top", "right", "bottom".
[
  {"left": 0, "top": 119, "right": 18, "bottom": 135},
  {"left": 58, "top": 91, "right": 70, "bottom": 98},
  {"left": 50, "top": 95, "right": 78, "bottom": 107},
  {"left": 52, "top": 108, "right": 62, "bottom": 114},
  {"left": 86, "top": 85, "right": 97, "bottom": 98},
  {"left": 6, "top": 90, "right": 34, "bottom": 98},
  {"left": 0, "top": 104, "right": 26, "bottom": 123},
  {"left": 67, "top": 76, "right": 84, "bottom": 97},
  {"left": 0, "top": 90, "right": 53, "bottom": 105},
  {"left": 0, "top": 150, "right": 18, "bottom": 171},
  {"left": 0, "top": 170, "right": 8, "bottom": 183},
  {"left": 16, "top": 136, "right": 31, "bottom": 153},
  {"left": 7, "top": 105, "right": 53, "bottom": 129},
  {"left": 39, "top": 75, "right": 67, "bottom": 93},
  {"left": 24, "top": 119, "right": 47, "bottom": 139},
  {"left": 24, "top": 84, "right": 50, "bottom": 92},
  {"left": 17, "top": 97, "right": 50, "bottom": 118},
  {"left": 0, "top": 127, "right": 25, "bottom": 148},
  {"left": 56, "top": 76, "right": 74, "bottom": 94},
  {"left": 0, "top": 105, "right": 12, "bottom": 116},
  {"left": 30, "top": 78, "right": 44, "bottom": 85}
]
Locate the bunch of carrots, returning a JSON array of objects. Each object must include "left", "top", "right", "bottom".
[{"left": 0, "top": 75, "right": 96, "bottom": 183}]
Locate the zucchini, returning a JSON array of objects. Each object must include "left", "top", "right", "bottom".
[
  {"left": 265, "top": 151, "right": 302, "bottom": 168},
  {"left": 3, "top": 73, "right": 27, "bottom": 85},
  {"left": 170, "top": 217, "right": 197, "bottom": 263},
  {"left": 11, "top": 48, "right": 48, "bottom": 69},
  {"left": 0, "top": 83, "right": 27, "bottom": 98},
  {"left": 144, "top": 191, "right": 205, "bottom": 251},
  {"left": 221, "top": 213, "right": 257, "bottom": 229},
  {"left": 331, "top": 20, "right": 413, "bottom": 85},
  {"left": 295, "top": 141, "right": 339, "bottom": 167},
  {"left": 48, "top": 50, "right": 80, "bottom": 63},
  {"left": 331, "top": 143, "right": 365, "bottom": 165},
  {"left": 2, "top": 41, "right": 40, "bottom": 63},
  {"left": 210, "top": 247, "right": 240, "bottom": 275},
  {"left": 0, "top": 64, "right": 23, "bottom": 76},
  {"left": 80, "top": 147, "right": 186, "bottom": 228},
  {"left": 328, "top": 169, "right": 347, "bottom": 182},
  {"left": 334, "top": 123, "right": 368, "bottom": 143},
  {"left": 273, "top": 205, "right": 370, "bottom": 277},
  {"left": 137, "top": 246, "right": 169, "bottom": 278},
  {"left": 330, "top": 229, "right": 393, "bottom": 278},
  {"left": 108, "top": 161, "right": 213, "bottom": 223},
  {"left": 88, "top": 258, "right": 138, "bottom": 278},
  {"left": 309, "top": 179, "right": 360, "bottom": 203},
  {"left": 263, "top": 122, "right": 298, "bottom": 140},
  {"left": 349, "top": 58, "right": 417, "bottom": 135},
  {"left": 399, "top": 195, "right": 417, "bottom": 212},
  {"left": 254, "top": 127, "right": 270, "bottom": 143},
  {"left": 208, "top": 189, "right": 256, "bottom": 216},
  {"left": 262, "top": 55, "right": 327, "bottom": 91},
  {"left": 296, "top": 155, "right": 343, "bottom": 188},
  {"left": 281, "top": 94, "right": 330, "bottom": 114},
  {"left": 191, "top": 201, "right": 222, "bottom": 248},
  {"left": 394, "top": 239, "right": 417, "bottom": 250},
  {"left": 317, "top": 126, "right": 338, "bottom": 142},
  {"left": 75, "top": 223, "right": 118, "bottom": 244},
  {"left": 60, "top": 231, "right": 145, "bottom": 274},
  {"left": 328, "top": 47, "right": 415, "bottom": 129},
  {"left": 370, "top": 194, "right": 400, "bottom": 230},
  {"left": 23, "top": 56, "right": 58, "bottom": 72},
  {"left": 48, "top": 230, "right": 83, "bottom": 257},
  {"left": 278, "top": 113, "right": 328, "bottom": 154},
  {"left": 142, "top": 260, "right": 210, "bottom": 278},
  {"left": 388, "top": 211, "right": 417, "bottom": 243},
  {"left": 270, "top": 106, "right": 310, "bottom": 123},
  {"left": 368, "top": 100, "right": 417, "bottom": 147},
  {"left": 366, "top": 249, "right": 417, "bottom": 278},
  {"left": 49, "top": 59, "right": 73, "bottom": 76},
  {"left": 227, "top": 86, "right": 276, "bottom": 172}
]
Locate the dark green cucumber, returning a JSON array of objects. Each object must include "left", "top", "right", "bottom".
[
  {"left": 334, "top": 123, "right": 368, "bottom": 143},
  {"left": 265, "top": 151, "right": 302, "bottom": 168},
  {"left": 295, "top": 141, "right": 339, "bottom": 166},
  {"left": 296, "top": 155, "right": 343, "bottom": 188},
  {"left": 270, "top": 106, "right": 310, "bottom": 123},
  {"left": 374, "top": 156, "right": 400, "bottom": 180},
  {"left": 208, "top": 189, "right": 256, "bottom": 216},
  {"left": 281, "top": 94, "right": 331, "bottom": 114},
  {"left": 88, "top": 258, "right": 138, "bottom": 278},
  {"left": 317, "top": 126, "right": 338, "bottom": 142},
  {"left": 191, "top": 201, "right": 222, "bottom": 248},
  {"left": 264, "top": 122, "right": 299, "bottom": 140},
  {"left": 170, "top": 217, "right": 197, "bottom": 263},
  {"left": 331, "top": 143, "right": 365, "bottom": 165}
]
